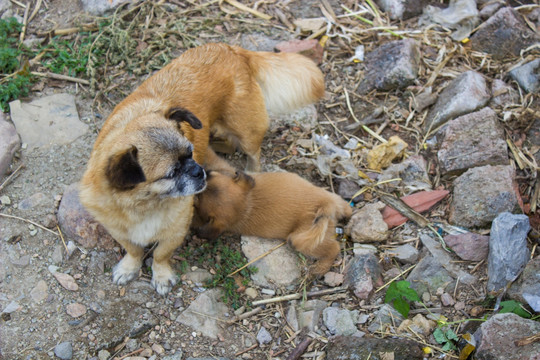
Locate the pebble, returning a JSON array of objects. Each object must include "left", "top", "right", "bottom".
[
  {"left": 256, "top": 326, "right": 272, "bottom": 345},
  {"left": 66, "top": 303, "right": 87, "bottom": 318},
  {"left": 0, "top": 195, "right": 11, "bottom": 205},
  {"left": 53, "top": 272, "right": 79, "bottom": 291},
  {"left": 151, "top": 344, "right": 165, "bottom": 354},
  {"left": 54, "top": 342, "right": 73, "bottom": 360},
  {"left": 244, "top": 288, "right": 258, "bottom": 299},
  {"left": 30, "top": 280, "right": 48, "bottom": 303},
  {"left": 97, "top": 350, "right": 110, "bottom": 360},
  {"left": 441, "top": 293, "right": 455, "bottom": 306}
]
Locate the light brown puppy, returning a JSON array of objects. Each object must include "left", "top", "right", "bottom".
[
  {"left": 193, "top": 170, "right": 353, "bottom": 275},
  {"left": 79, "top": 43, "right": 324, "bottom": 295}
]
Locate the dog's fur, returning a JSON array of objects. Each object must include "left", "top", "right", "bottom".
[
  {"left": 193, "top": 170, "right": 352, "bottom": 275},
  {"left": 80, "top": 43, "right": 324, "bottom": 295}
]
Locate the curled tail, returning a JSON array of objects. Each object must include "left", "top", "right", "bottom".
[{"left": 241, "top": 48, "right": 325, "bottom": 114}]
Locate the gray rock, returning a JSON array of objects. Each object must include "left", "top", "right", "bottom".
[
  {"left": 256, "top": 326, "right": 272, "bottom": 345},
  {"left": 449, "top": 165, "right": 520, "bottom": 228},
  {"left": 487, "top": 212, "right": 530, "bottom": 292},
  {"left": 271, "top": 104, "right": 318, "bottom": 131},
  {"left": 424, "top": 71, "right": 490, "bottom": 132},
  {"left": 367, "top": 304, "right": 405, "bottom": 333},
  {"left": 97, "top": 350, "right": 110, "bottom": 360},
  {"left": 479, "top": 1, "right": 503, "bottom": 20},
  {"left": 18, "top": 192, "right": 48, "bottom": 210},
  {"left": 345, "top": 202, "right": 389, "bottom": 242},
  {"left": 379, "top": 155, "right": 431, "bottom": 194},
  {"left": 88, "top": 251, "right": 107, "bottom": 274},
  {"left": 437, "top": 107, "right": 508, "bottom": 175},
  {"left": 392, "top": 244, "right": 419, "bottom": 264},
  {"left": 80, "top": 0, "right": 130, "bottom": 15},
  {"left": 287, "top": 299, "right": 327, "bottom": 331},
  {"left": 184, "top": 269, "right": 213, "bottom": 285},
  {"left": 508, "top": 258, "right": 540, "bottom": 312},
  {"left": 509, "top": 59, "right": 540, "bottom": 94},
  {"left": 10, "top": 254, "right": 30, "bottom": 268},
  {"left": 358, "top": 39, "right": 421, "bottom": 93},
  {"left": 471, "top": 7, "right": 540, "bottom": 60},
  {"left": 51, "top": 244, "right": 63, "bottom": 264},
  {"left": 54, "top": 342, "right": 73, "bottom": 360},
  {"left": 323, "top": 307, "right": 360, "bottom": 336},
  {"left": 420, "top": 234, "right": 477, "bottom": 285},
  {"left": 241, "top": 236, "right": 301, "bottom": 288},
  {"left": 162, "top": 352, "right": 183, "bottom": 360},
  {"left": 474, "top": 313, "right": 540, "bottom": 360},
  {"left": 444, "top": 232, "right": 489, "bottom": 261},
  {"left": 0, "top": 115, "right": 20, "bottom": 179},
  {"left": 327, "top": 336, "right": 424, "bottom": 359},
  {"left": 490, "top": 79, "right": 519, "bottom": 108},
  {"left": 9, "top": 94, "right": 88, "bottom": 150},
  {"left": 344, "top": 253, "right": 383, "bottom": 300},
  {"left": 57, "top": 183, "right": 116, "bottom": 249},
  {"left": 376, "top": 0, "right": 431, "bottom": 20},
  {"left": 176, "top": 289, "right": 228, "bottom": 339},
  {"left": 2, "top": 301, "right": 20, "bottom": 314},
  {"left": 337, "top": 178, "right": 362, "bottom": 202},
  {"left": 406, "top": 256, "right": 454, "bottom": 295}
]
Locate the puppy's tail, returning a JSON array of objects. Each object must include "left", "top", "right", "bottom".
[{"left": 241, "top": 48, "right": 325, "bottom": 114}]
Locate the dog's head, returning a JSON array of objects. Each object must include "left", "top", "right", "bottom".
[
  {"left": 193, "top": 169, "right": 255, "bottom": 240},
  {"left": 104, "top": 108, "right": 207, "bottom": 201}
]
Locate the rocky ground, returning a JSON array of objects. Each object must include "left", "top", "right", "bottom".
[{"left": 0, "top": 0, "right": 539, "bottom": 359}]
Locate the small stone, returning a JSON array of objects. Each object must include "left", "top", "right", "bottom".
[
  {"left": 508, "top": 258, "right": 540, "bottom": 312},
  {"left": 0, "top": 114, "right": 20, "bottom": 179},
  {"left": 406, "top": 256, "right": 454, "bottom": 295},
  {"left": 471, "top": 7, "right": 540, "bottom": 60},
  {"left": 53, "top": 272, "right": 79, "bottom": 291},
  {"left": 256, "top": 326, "right": 272, "bottom": 345},
  {"left": 10, "top": 254, "right": 30, "bottom": 268},
  {"left": 358, "top": 39, "right": 421, "bottom": 93},
  {"left": 51, "top": 244, "right": 64, "bottom": 264},
  {"left": 66, "top": 303, "right": 87, "bottom": 318},
  {"left": 323, "top": 272, "right": 344, "bottom": 287},
  {"left": 18, "top": 192, "right": 47, "bottom": 210},
  {"left": 140, "top": 348, "right": 153, "bottom": 357},
  {"left": 441, "top": 293, "right": 455, "bottom": 306},
  {"left": 376, "top": 0, "right": 430, "bottom": 20},
  {"left": 80, "top": 0, "right": 130, "bottom": 16},
  {"left": 146, "top": 302, "right": 156, "bottom": 309},
  {"left": 490, "top": 79, "right": 519, "bottom": 108},
  {"left": 454, "top": 301, "right": 465, "bottom": 311},
  {"left": 274, "top": 39, "right": 324, "bottom": 64},
  {"left": 151, "top": 344, "right": 164, "bottom": 355},
  {"left": 327, "top": 336, "right": 424, "bottom": 359},
  {"left": 449, "top": 165, "right": 521, "bottom": 228},
  {"left": 345, "top": 202, "right": 389, "bottom": 242},
  {"left": 344, "top": 253, "right": 383, "bottom": 300},
  {"left": 509, "top": 58, "right": 540, "bottom": 94},
  {"left": 368, "top": 304, "right": 405, "bottom": 333},
  {"left": 487, "top": 212, "right": 531, "bottom": 293},
  {"left": 2, "top": 301, "right": 20, "bottom": 314},
  {"left": 0, "top": 195, "right": 11, "bottom": 205},
  {"left": 437, "top": 107, "right": 508, "bottom": 175},
  {"left": 54, "top": 342, "right": 73, "bottom": 360},
  {"left": 97, "top": 350, "right": 110, "bottom": 360},
  {"left": 323, "top": 307, "right": 360, "bottom": 336},
  {"left": 244, "top": 288, "right": 258, "bottom": 299},
  {"left": 444, "top": 232, "right": 489, "bottom": 261},
  {"left": 424, "top": 71, "right": 490, "bottom": 131},
  {"left": 30, "top": 280, "right": 48, "bottom": 303},
  {"left": 392, "top": 244, "right": 419, "bottom": 264}
]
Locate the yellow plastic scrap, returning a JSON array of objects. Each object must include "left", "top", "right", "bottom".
[
  {"left": 459, "top": 332, "right": 476, "bottom": 360},
  {"left": 423, "top": 346, "right": 433, "bottom": 354},
  {"left": 367, "top": 135, "right": 408, "bottom": 171},
  {"left": 319, "top": 35, "right": 329, "bottom": 48}
]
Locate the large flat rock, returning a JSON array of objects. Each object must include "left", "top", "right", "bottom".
[{"left": 9, "top": 93, "right": 88, "bottom": 150}]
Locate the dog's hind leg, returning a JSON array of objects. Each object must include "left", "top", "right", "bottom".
[{"left": 112, "top": 239, "right": 144, "bottom": 285}]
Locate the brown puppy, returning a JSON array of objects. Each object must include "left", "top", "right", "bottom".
[
  {"left": 193, "top": 170, "right": 353, "bottom": 275},
  {"left": 80, "top": 43, "right": 324, "bottom": 295}
]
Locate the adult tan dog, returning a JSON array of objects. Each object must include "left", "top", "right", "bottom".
[
  {"left": 193, "top": 170, "right": 352, "bottom": 275},
  {"left": 79, "top": 43, "right": 324, "bottom": 295}
]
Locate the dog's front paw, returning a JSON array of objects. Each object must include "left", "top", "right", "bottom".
[
  {"left": 151, "top": 264, "right": 178, "bottom": 296},
  {"left": 112, "top": 257, "right": 141, "bottom": 285}
]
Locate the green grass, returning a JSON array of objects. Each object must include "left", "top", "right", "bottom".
[{"left": 178, "top": 240, "right": 257, "bottom": 309}]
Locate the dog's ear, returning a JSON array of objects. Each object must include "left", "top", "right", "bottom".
[
  {"left": 165, "top": 107, "right": 202, "bottom": 129},
  {"left": 106, "top": 146, "right": 146, "bottom": 190},
  {"left": 234, "top": 171, "right": 255, "bottom": 189}
]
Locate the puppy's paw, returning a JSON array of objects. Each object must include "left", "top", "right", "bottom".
[
  {"left": 151, "top": 264, "right": 178, "bottom": 296},
  {"left": 112, "top": 257, "right": 141, "bottom": 285}
]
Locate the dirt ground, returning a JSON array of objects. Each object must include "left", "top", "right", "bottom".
[{"left": 1, "top": 0, "right": 539, "bottom": 359}]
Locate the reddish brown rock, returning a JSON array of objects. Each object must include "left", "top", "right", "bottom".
[
  {"left": 274, "top": 39, "right": 324, "bottom": 64},
  {"left": 444, "top": 232, "right": 489, "bottom": 261},
  {"left": 57, "top": 182, "right": 116, "bottom": 249}
]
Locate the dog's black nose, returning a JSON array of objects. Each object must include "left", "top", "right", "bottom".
[{"left": 190, "top": 163, "right": 204, "bottom": 178}]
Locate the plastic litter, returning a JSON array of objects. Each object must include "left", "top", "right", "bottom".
[{"left": 420, "top": 0, "right": 479, "bottom": 41}]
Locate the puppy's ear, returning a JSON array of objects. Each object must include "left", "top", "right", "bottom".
[
  {"left": 165, "top": 107, "right": 202, "bottom": 129},
  {"left": 106, "top": 146, "right": 146, "bottom": 190},
  {"left": 234, "top": 171, "right": 255, "bottom": 189}
]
